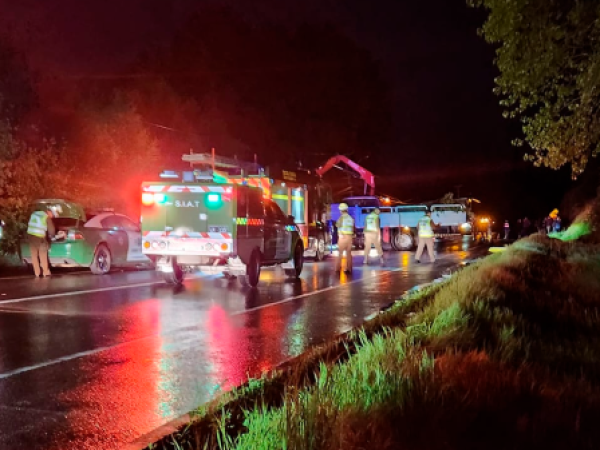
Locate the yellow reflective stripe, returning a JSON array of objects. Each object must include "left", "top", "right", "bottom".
[
  {"left": 418, "top": 216, "right": 434, "bottom": 237},
  {"left": 365, "top": 213, "right": 379, "bottom": 232},
  {"left": 235, "top": 217, "right": 264, "bottom": 225},
  {"left": 339, "top": 215, "right": 354, "bottom": 235},
  {"left": 27, "top": 212, "right": 47, "bottom": 237},
  {"left": 272, "top": 194, "right": 304, "bottom": 202}
]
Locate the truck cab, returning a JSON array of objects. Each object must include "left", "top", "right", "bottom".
[
  {"left": 141, "top": 181, "right": 304, "bottom": 286},
  {"left": 430, "top": 204, "right": 469, "bottom": 235}
]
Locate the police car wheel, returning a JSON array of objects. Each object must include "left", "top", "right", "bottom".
[{"left": 90, "top": 244, "right": 111, "bottom": 275}]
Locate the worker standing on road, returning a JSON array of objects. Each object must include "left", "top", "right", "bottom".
[
  {"left": 504, "top": 220, "right": 510, "bottom": 240},
  {"left": 553, "top": 214, "right": 562, "bottom": 232},
  {"left": 363, "top": 208, "right": 384, "bottom": 265},
  {"left": 335, "top": 203, "right": 354, "bottom": 273},
  {"left": 415, "top": 211, "right": 438, "bottom": 264},
  {"left": 27, "top": 208, "right": 56, "bottom": 278}
]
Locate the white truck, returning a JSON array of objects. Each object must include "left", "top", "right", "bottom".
[{"left": 331, "top": 196, "right": 470, "bottom": 250}]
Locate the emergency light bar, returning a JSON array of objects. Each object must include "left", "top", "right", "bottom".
[{"left": 142, "top": 192, "right": 167, "bottom": 206}]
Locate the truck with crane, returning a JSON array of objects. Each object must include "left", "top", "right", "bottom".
[{"left": 315, "top": 155, "right": 471, "bottom": 250}]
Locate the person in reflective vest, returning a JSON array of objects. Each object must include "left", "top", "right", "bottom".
[
  {"left": 335, "top": 203, "right": 354, "bottom": 273},
  {"left": 27, "top": 209, "right": 56, "bottom": 277},
  {"left": 363, "top": 208, "right": 384, "bottom": 265},
  {"left": 415, "top": 211, "right": 438, "bottom": 263}
]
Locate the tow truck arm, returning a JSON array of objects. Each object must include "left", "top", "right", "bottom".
[{"left": 315, "top": 155, "right": 375, "bottom": 195}]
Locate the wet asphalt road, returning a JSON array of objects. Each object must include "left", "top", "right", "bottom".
[{"left": 0, "top": 243, "right": 483, "bottom": 450}]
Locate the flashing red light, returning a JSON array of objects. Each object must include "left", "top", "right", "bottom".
[{"left": 142, "top": 193, "right": 155, "bottom": 206}]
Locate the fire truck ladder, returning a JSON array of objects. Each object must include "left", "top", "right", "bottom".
[{"left": 182, "top": 151, "right": 264, "bottom": 177}]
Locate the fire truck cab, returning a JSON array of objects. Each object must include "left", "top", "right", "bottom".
[{"left": 141, "top": 175, "right": 304, "bottom": 287}]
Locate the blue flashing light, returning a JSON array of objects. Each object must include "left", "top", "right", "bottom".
[{"left": 154, "top": 193, "right": 167, "bottom": 204}]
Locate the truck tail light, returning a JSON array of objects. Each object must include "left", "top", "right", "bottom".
[
  {"left": 67, "top": 230, "right": 84, "bottom": 240},
  {"left": 220, "top": 243, "right": 229, "bottom": 252}
]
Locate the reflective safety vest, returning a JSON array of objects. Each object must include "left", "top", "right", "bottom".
[
  {"left": 338, "top": 213, "right": 354, "bottom": 235},
  {"left": 418, "top": 216, "right": 434, "bottom": 238},
  {"left": 27, "top": 211, "right": 48, "bottom": 238},
  {"left": 365, "top": 212, "right": 379, "bottom": 233}
]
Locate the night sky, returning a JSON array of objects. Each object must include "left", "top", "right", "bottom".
[{"left": 0, "top": 0, "right": 580, "bottom": 223}]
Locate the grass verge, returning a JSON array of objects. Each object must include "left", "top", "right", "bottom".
[{"left": 147, "top": 233, "right": 600, "bottom": 450}]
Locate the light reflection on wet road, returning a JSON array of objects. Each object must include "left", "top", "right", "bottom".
[{"left": 0, "top": 246, "right": 481, "bottom": 449}]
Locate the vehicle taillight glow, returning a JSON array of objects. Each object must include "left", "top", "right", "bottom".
[
  {"left": 154, "top": 193, "right": 167, "bottom": 204},
  {"left": 207, "top": 193, "right": 220, "bottom": 203},
  {"left": 221, "top": 243, "right": 228, "bottom": 251},
  {"left": 142, "top": 193, "right": 155, "bottom": 206},
  {"left": 67, "top": 231, "right": 84, "bottom": 240},
  {"left": 143, "top": 241, "right": 150, "bottom": 249}
]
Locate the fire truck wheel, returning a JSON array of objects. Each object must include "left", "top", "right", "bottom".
[
  {"left": 239, "top": 249, "right": 261, "bottom": 287},
  {"left": 285, "top": 242, "right": 304, "bottom": 279},
  {"left": 315, "top": 237, "right": 326, "bottom": 261},
  {"left": 90, "top": 244, "right": 111, "bottom": 275},
  {"left": 163, "top": 261, "right": 184, "bottom": 285}
]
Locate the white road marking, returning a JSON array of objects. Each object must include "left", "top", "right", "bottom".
[
  {"left": 231, "top": 268, "right": 402, "bottom": 316},
  {"left": 0, "top": 281, "right": 161, "bottom": 305},
  {"left": 0, "top": 337, "right": 152, "bottom": 380},
  {"left": 0, "top": 270, "right": 90, "bottom": 281},
  {"left": 0, "top": 268, "right": 402, "bottom": 379}
]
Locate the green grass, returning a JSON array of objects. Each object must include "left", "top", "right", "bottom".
[{"left": 147, "top": 221, "right": 600, "bottom": 450}]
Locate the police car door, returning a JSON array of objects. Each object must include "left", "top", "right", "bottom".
[{"left": 118, "top": 216, "right": 150, "bottom": 263}]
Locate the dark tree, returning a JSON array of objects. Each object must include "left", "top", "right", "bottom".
[
  {"left": 470, "top": 0, "right": 600, "bottom": 177},
  {"left": 138, "top": 6, "right": 391, "bottom": 169}
]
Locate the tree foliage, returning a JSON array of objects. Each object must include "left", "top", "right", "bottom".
[
  {"left": 0, "top": 124, "right": 69, "bottom": 253},
  {"left": 470, "top": 0, "right": 600, "bottom": 177},
  {"left": 66, "top": 94, "right": 159, "bottom": 217}
]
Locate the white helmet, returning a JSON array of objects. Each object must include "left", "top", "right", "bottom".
[{"left": 339, "top": 203, "right": 349, "bottom": 211}]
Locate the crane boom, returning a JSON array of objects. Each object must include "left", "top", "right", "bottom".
[{"left": 315, "top": 155, "right": 375, "bottom": 195}]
